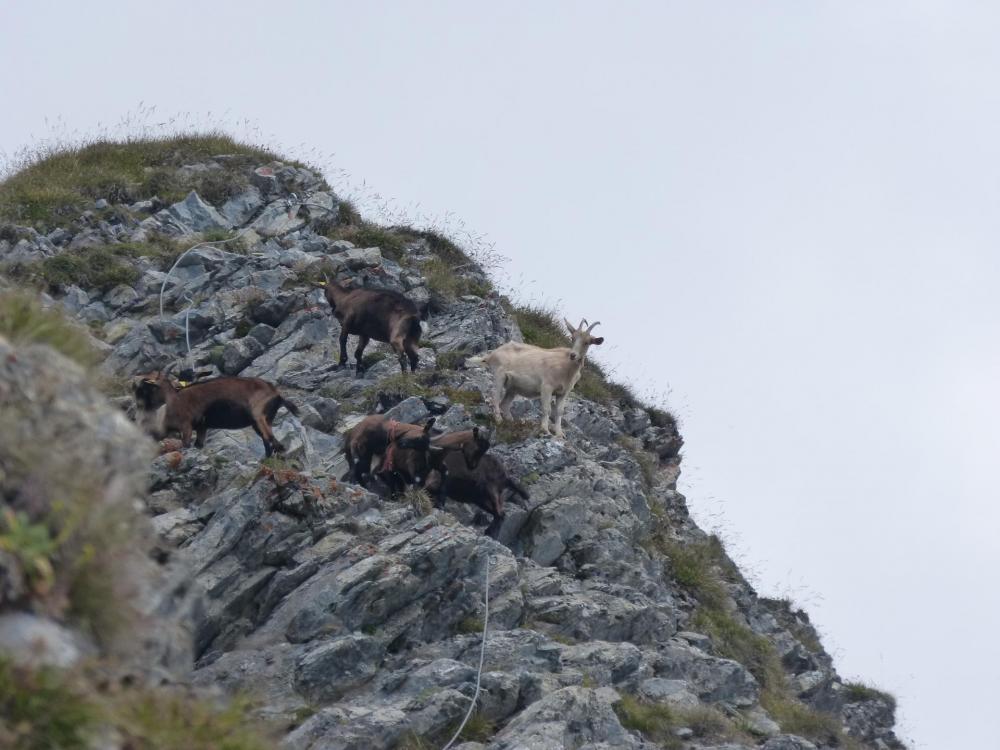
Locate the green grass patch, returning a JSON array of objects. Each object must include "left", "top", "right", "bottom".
[
  {"left": 420, "top": 257, "right": 491, "bottom": 300},
  {"left": 439, "top": 386, "right": 484, "bottom": 409},
  {"left": 614, "top": 694, "right": 746, "bottom": 749},
  {"left": 110, "top": 689, "right": 276, "bottom": 750},
  {"left": 760, "top": 691, "right": 852, "bottom": 748},
  {"left": 434, "top": 350, "right": 468, "bottom": 371},
  {"left": 404, "top": 487, "right": 434, "bottom": 517},
  {"left": 6, "top": 235, "right": 183, "bottom": 294},
  {"left": 0, "top": 133, "right": 298, "bottom": 228},
  {"left": 0, "top": 658, "right": 97, "bottom": 750},
  {"left": 456, "top": 615, "right": 484, "bottom": 635},
  {"left": 844, "top": 681, "right": 896, "bottom": 708},
  {"left": 0, "top": 290, "right": 100, "bottom": 368}
]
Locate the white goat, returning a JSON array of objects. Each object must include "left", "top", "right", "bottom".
[{"left": 467, "top": 318, "right": 604, "bottom": 438}]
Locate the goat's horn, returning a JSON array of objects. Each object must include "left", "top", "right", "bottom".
[
  {"left": 564, "top": 317, "right": 576, "bottom": 332},
  {"left": 163, "top": 362, "right": 176, "bottom": 377},
  {"left": 586, "top": 320, "right": 601, "bottom": 332},
  {"left": 577, "top": 318, "right": 586, "bottom": 332}
]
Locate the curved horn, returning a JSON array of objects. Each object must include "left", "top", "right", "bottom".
[
  {"left": 162, "top": 362, "right": 176, "bottom": 377},
  {"left": 586, "top": 320, "right": 601, "bottom": 333},
  {"left": 577, "top": 318, "right": 586, "bottom": 331}
]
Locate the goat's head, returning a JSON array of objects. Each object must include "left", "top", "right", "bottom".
[
  {"left": 564, "top": 318, "right": 604, "bottom": 361},
  {"left": 460, "top": 426, "right": 492, "bottom": 470},
  {"left": 393, "top": 418, "right": 437, "bottom": 452},
  {"left": 130, "top": 365, "right": 179, "bottom": 410}
]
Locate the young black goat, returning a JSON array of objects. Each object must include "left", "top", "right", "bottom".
[
  {"left": 430, "top": 453, "right": 530, "bottom": 538},
  {"left": 322, "top": 276, "right": 424, "bottom": 374},
  {"left": 131, "top": 366, "right": 298, "bottom": 457}
]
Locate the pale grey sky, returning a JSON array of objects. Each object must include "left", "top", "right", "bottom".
[{"left": 3, "top": 2, "right": 998, "bottom": 747}]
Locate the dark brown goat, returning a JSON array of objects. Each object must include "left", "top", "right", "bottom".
[
  {"left": 342, "top": 415, "right": 437, "bottom": 487},
  {"left": 431, "top": 453, "right": 530, "bottom": 538},
  {"left": 131, "top": 367, "right": 299, "bottom": 457},
  {"left": 373, "top": 427, "right": 492, "bottom": 498},
  {"left": 322, "top": 276, "right": 424, "bottom": 374}
]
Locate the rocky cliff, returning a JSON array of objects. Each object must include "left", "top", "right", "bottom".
[{"left": 0, "top": 136, "right": 902, "bottom": 750}]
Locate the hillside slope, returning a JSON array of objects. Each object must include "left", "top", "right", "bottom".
[{"left": 0, "top": 136, "right": 902, "bottom": 750}]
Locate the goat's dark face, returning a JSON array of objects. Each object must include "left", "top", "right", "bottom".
[
  {"left": 131, "top": 371, "right": 174, "bottom": 410},
  {"left": 461, "top": 426, "right": 492, "bottom": 470}
]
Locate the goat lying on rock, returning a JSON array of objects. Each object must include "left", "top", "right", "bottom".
[
  {"left": 131, "top": 366, "right": 299, "bottom": 457},
  {"left": 322, "top": 275, "right": 424, "bottom": 374},
  {"left": 342, "top": 415, "right": 438, "bottom": 488},
  {"left": 467, "top": 318, "right": 604, "bottom": 438}
]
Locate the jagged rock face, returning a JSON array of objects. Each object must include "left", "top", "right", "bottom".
[{"left": 0, "top": 156, "right": 903, "bottom": 749}]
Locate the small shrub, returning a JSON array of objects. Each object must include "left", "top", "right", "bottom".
[
  {"left": 760, "top": 692, "right": 847, "bottom": 747},
  {"left": 421, "top": 257, "right": 491, "bottom": 300},
  {"left": 843, "top": 681, "right": 896, "bottom": 708},
  {"left": 0, "top": 658, "right": 97, "bottom": 750},
  {"left": 439, "top": 387, "right": 484, "bottom": 409},
  {"left": 613, "top": 694, "right": 680, "bottom": 749},
  {"left": 493, "top": 418, "right": 537, "bottom": 444},
  {"left": 456, "top": 615, "right": 484, "bottom": 635},
  {"left": 0, "top": 291, "right": 100, "bottom": 368},
  {"left": 513, "top": 305, "right": 569, "bottom": 349},
  {"left": 110, "top": 689, "right": 276, "bottom": 750},
  {"left": 404, "top": 487, "right": 434, "bottom": 517},
  {"left": 434, "top": 350, "right": 467, "bottom": 371},
  {"left": 693, "top": 608, "right": 786, "bottom": 692},
  {"left": 450, "top": 712, "right": 495, "bottom": 743},
  {"left": 0, "top": 510, "right": 59, "bottom": 596}
]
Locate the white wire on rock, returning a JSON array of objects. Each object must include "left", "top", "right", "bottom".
[{"left": 441, "top": 553, "right": 494, "bottom": 750}]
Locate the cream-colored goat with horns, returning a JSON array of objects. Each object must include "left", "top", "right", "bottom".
[{"left": 467, "top": 318, "right": 604, "bottom": 438}]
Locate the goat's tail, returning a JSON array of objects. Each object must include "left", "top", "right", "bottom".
[
  {"left": 506, "top": 477, "right": 530, "bottom": 502},
  {"left": 279, "top": 397, "right": 300, "bottom": 417}
]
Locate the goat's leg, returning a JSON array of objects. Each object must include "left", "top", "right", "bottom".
[
  {"left": 337, "top": 329, "right": 350, "bottom": 369},
  {"left": 553, "top": 392, "right": 568, "bottom": 438},
  {"left": 538, "top": 385, "right": 554, "bottom": 435},
  {"left": 194, "top": 425, "right": 208, "bottom": 448},
  {"left": 256, "top": 415, "right": 283, "bottom": 457},
  {"left": 404, "top": 338, "right": 420, "bottom": 372},
  {"left": 499, "top": 388, "right": 516, "bottom": 420},
  {"left": 492, "top": 375, "right": 507, "bottom": 422},
  {"left": 253, "top": 423, "right": 273, "bottom": 458},
  {"left": 389, "top": 335, "right": 407, "bottom": 373},
  {"left": 354, "top": 335, "right": 370, "bottom": 376},
  {"left": 180, "top": 424, "right": 194, "bottom": 448}
]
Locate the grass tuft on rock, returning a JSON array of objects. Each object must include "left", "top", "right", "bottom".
[
  {"left": 0, "top": 290, "right": 100, "bottom": 368},
  {"left": 0, "top": 133, "right": 298, "bottom": 228}
]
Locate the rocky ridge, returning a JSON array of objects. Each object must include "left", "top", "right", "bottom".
[{"left": 0, "top": 142, "right": 903, "bottom": 750}]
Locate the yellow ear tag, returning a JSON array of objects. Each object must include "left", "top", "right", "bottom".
[{"left": 178, "top": 381, "right": 190, "bottom": 388}]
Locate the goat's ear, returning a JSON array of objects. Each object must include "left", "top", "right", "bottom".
[
  {"left": 472, "top": 426, "right": 480, "bottom": 440},
  {"left": 591, "top": 337, "right": 604, "bottom": 345},
  {"left": 423, "top": 417, "right": 436, "bottom": 432},
  {"left": 564, "top": 318, "right": 576, "bottom": 334}
]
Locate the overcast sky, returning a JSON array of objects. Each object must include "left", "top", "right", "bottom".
[{"left": 3, "top": 2, "right": 998, "bottom": 747}]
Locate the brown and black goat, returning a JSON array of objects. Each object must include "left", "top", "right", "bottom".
[
  {"left": 372, "top": 426, "right": 492, "bottom": 499},
  {"left": 430, "top": 453, "right": 530, "bottom": 538},
  {"left": 322, "top": 276, "right": 424, "bottom": 374},
  {"left": 342, "top": 415, "right": 437, "bottom": 488},
  {"left": 131, "top": 366, "right": 299, "bottom": 457}
]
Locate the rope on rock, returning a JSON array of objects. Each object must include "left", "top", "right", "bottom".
[{"left": 441, "top": 553, "right": 494, "bottom": 750}]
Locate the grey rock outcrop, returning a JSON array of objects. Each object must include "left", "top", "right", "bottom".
[{"left": 0, "top": 152, "right": 903, "bottom": 750}]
